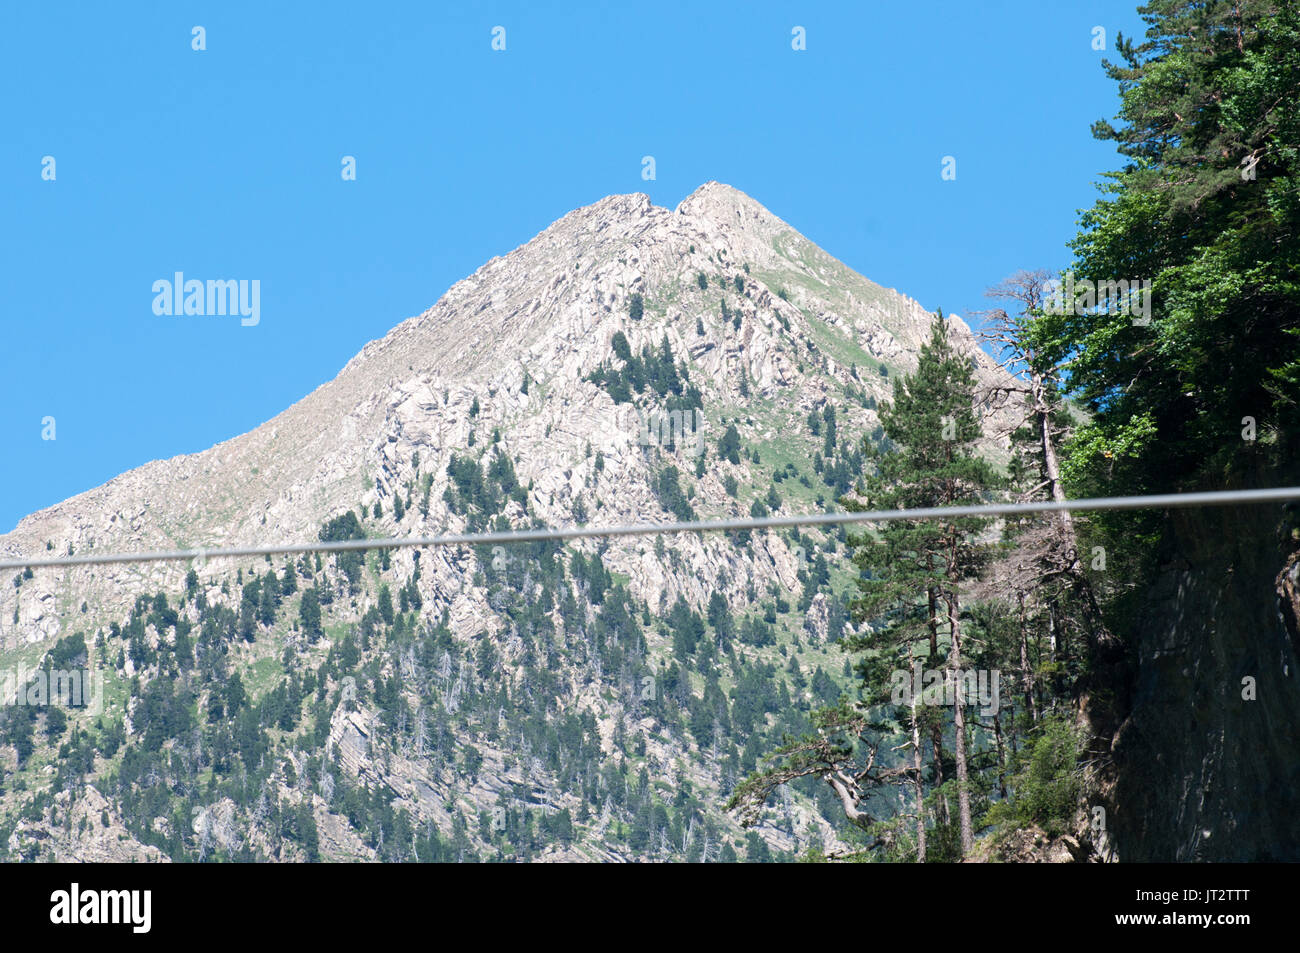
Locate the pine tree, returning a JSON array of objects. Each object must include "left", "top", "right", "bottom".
[
  {"left": 843, "top": 312, "right": 1000, "bottom": 858},
  {"left": 728, "top": 313, "right": 999, "bottom": 860}
]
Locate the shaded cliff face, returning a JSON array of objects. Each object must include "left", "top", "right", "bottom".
[{"left": 1109, "top": 494, "right": 1300, "bottom": 861}]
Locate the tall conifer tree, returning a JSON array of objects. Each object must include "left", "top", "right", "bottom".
[{"left": 844, "top": 312, "right": 1000, "bottom": 857}]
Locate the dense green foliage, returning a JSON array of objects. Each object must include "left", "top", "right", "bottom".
[{"left": 1041, "top": 0, "right": 1300, "bottom": 560}]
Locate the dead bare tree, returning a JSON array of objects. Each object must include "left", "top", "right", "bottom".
[
  {"left": 977, "top": 272, "right": 1071, "bottom": 521},
  {"left": 975, "top": 270, "right": 1116, "bottom": 658}
]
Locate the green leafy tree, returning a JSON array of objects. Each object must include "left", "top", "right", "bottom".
[{"left": 1047, "top": 0, "right": 1300, "bottom": 558}]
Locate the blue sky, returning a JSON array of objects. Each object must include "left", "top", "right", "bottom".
[{"left": 0, "top": 1, "right": 1146, "bottom": 532}]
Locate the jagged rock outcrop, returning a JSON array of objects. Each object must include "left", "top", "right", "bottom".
[{"left": 6, "top": 784, "right": 167, "bottom": 863}]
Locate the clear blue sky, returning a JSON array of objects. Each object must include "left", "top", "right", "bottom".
[{"left": 0, "top": 1, "right": 1145, "bottom": 532}]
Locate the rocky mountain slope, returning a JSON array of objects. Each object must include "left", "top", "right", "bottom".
[
  {"left": 1, "top": 182, "right": 1013, "bottom": 647},
  {"left": 0, "top": 183, "right": 1019, "bottom": 862}
]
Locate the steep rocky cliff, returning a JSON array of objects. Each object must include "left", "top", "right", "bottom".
[{"left": 1106, "top": 483, "right": 1300, "bottom": 861}]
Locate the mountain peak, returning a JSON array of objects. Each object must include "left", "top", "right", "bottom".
[
  {"left": 675, "top": 181, "right": 776, "bottom": 226},
  {"left": 586, "top": 190, "right": 656, "bottom": 217},
  {"left": 0, "top": 182, "right": 1018, "bottom": 646}
]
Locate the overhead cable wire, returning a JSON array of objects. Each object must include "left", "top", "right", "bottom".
[{"left": 2, "top": 486, "right": 1298, "bottom": 572}]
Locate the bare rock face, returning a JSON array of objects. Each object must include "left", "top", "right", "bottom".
[
  {"left": 0, "top": 182, "right": 1015, "bottom": 651},
  {"left": 1107, "top": 497, "right": 1300, "bottom": 861},
  {"left": 802, "top": 592, "right": 831, "bottom": 644},
  {"left": 977, "top": 826, "right": 1093, "bottom": 864},
  {"left": 7, "top": 784, "right": 167, "bottom": 863}
]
